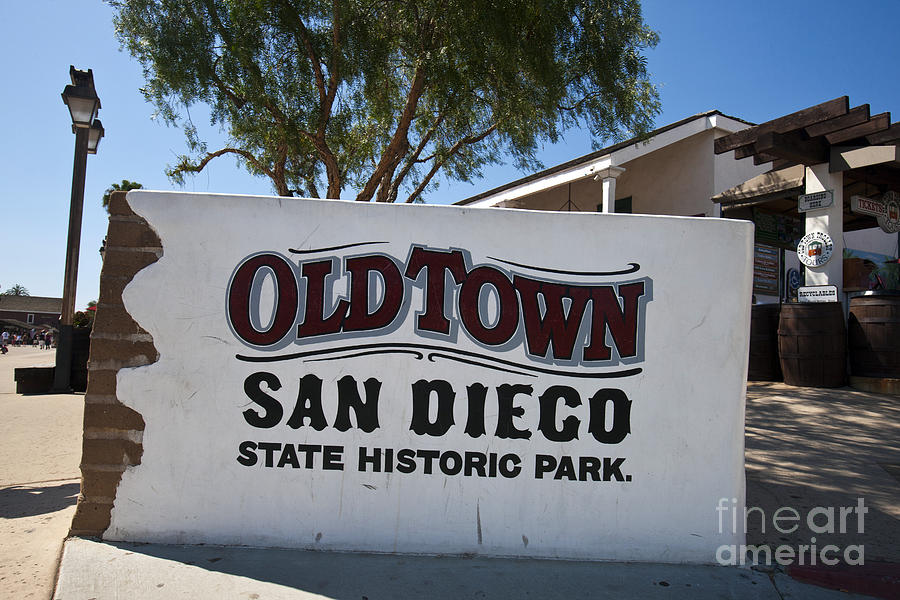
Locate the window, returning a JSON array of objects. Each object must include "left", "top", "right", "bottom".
[
  {"left": 596, "top": 196, "right": 633, "bottom": 213},
  {"left": 27, "top": 314, "right": 34, "bottom": 324}
]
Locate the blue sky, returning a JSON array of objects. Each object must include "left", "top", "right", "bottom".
[{"left": 2, "top": 0, "right": 898, "bottom": 309}]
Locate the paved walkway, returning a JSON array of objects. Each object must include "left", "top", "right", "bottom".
[
  {"left": 0, "top": 345, "right": 83, "bottom": 599},
  {"left": 745, "top": 382, "right": 900, "bottom": 565}
]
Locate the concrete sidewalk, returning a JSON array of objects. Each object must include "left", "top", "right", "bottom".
[
  {"left": 0, "top": 345, "right": 83, "bottom": 600},
  {"left": 54, "top": 537, "right": 870, "bottom": 600}
]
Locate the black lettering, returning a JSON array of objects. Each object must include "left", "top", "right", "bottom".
[
  {"left": 334, "top": 376, "right": 381, "bottom": 433},
  {"left": 258, "top": 442, "right": 281, "bottom": 467},
  {"left": 359, "top": 446, "right": 381, "bottom": 472},
  {"left": 410, "top": 380, "right": 455, "bottom": 436},
  {"left": 243, "top": 372, "right": 283, "bottom": 428},
  {"left": 417, "top": 449, "right": 440, "bottom": 474},
  {"left": 396, "top": 448, "right": 417, "bottom": 473},
  {"left": 537, "top": 385, "right": 581, "bottom": 442},
  {"left": 277, "top": 444, "right": 300, "bottom": 468},
  {"left": 499, "top": 453, "right": 522, "bottom": 478},
  {"left": 464, "top": 383, "right": 488, "bottom": 438},
  {"left": 439, "top": 451, "right": 463, "bottom": 475},
  {"left": 323, "top": 446, "right": 344, "bottom": 470},
  {"left": 579, "top": 456, "right": 602, "bottom": 481},
  {"left": 535, "top": 454, "right": 556, "bottom": 479},
  {"left": 297, "top": 444, "right": 322, "bottom": 468},
  {"left": 464, "top": 452, "right": 487, "bottom": 477},
  {"left": 286, "top": 374, "right": 328, "bottom": 430},
  {"left": 553, "top": 455, "right": 577, "bottom": 480},
  {"left": 588, "top": 389, "right": 632, "bottom": 444},
  {"left": 495, "top": 384, "right": 532, "bottom": 439},
  {"left": 237, "top": 441, "right": 258, "bottom": 466},
  {"left": 603, "top": 457, "right": 626, "bottom": 481}
]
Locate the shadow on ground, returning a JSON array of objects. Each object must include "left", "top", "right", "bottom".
[
  {"left": 0, "top": 482, "right": 80, "bottom": 518},
  {"left": 94, "top": 541, "right": 775, "bottom": 600},
  {"left": 744, "top": 383, "right": 900, "bottom": 563}
]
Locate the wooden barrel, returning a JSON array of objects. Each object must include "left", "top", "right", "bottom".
[
  {"left": 848, "top": 292, "right": 900, "bottom": 378},
  {"left": 778, "top": 303, "right": 846, "bottom": 388},
  {"left": 748, "top": 303, "right": 782, "bottom": 381}
]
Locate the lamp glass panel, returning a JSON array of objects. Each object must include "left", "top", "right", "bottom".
[
  {"left": 87, "top": 123, "right": 104, "bottom": 153},
  {"left": 65, "top": 94, "right": 98, "bottom": 126}
]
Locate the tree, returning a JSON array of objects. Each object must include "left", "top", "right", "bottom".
[
  {"left": 74, "top": 301, "right": 97, "bottom": 329},
  {"left": 103, "top": 180, "right": 144, "bottom": 212},
  {"left": 111, "top": 0, "right": 659, "bottom": 203},
  {"left": 2, "top": 285, "right": 29, "bottom": 296}
]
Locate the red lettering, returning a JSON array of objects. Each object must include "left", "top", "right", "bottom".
[
  {"left": 513, "top": 276, "right": 591, "bottom": 361},
  {"left": 296, "top": 260, "right": 350, "bottom": 338},
  {"left": 227, "top": 253, "right": 298, "bottom": 346},
  {"left": 583, "top": 282, "right": 645, "bottom": 361},
  {"left": 344, "top": 255, "right": 404, "bottom": 332},
  {"left": 404, "top": 247, "right": 467, "bottom": 335},
  {"left": 458, "top": 266, "right": 519, "bottom": 345}
]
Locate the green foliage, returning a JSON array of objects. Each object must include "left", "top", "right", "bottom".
[
  {"left": 110, "top": 0, "right": 659, "bottom": 202},
  {"left": 2, "top": 284, "right": 29, "bottom": 296},
  {"left": 73, "top": 311, "right": 94, "bottom": 329},
  {"left": 102, "top": 180, "right": 144, "bottom": 212}
]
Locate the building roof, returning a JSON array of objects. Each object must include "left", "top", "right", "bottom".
[
  {"left": 455, "top": 110, "right": 754, "bottom": 206},
  {"left": 0, "top": 295, "right": 63, "bottom": 314}
]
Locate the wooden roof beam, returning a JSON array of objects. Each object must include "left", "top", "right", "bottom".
[
  {"left": 804, "top": 105, "right": 870, "bottom": 138},
  {"left": 714, "top": 96, "right": 849, "bottom": 154},
  {"left": 867, "top": 122, "right": 900, "bottom": 145},
  {"left": 752, "top": 152, "right": 778, "bottom": 165},
  {"left": 755, "top": 130, "right": 829, "bottom": 166},
  {"left": 825, "top": 112, "right": 891, "bottom": 145}
]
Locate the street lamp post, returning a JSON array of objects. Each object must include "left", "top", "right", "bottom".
[{"left": 54, "top": 66, "right": 103, "bottom": 392}]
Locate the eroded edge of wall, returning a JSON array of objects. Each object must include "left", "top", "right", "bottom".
[{"left": 70, "top": 190, "right": 161, "bottom": 536}]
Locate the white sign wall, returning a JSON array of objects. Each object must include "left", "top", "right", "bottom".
[{"left": 107, "top": 191, "right": 752, "bottom": 563}]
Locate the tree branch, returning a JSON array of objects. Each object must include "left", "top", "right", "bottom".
[
  {"left": 386, "top": 108, "right": 448, "bottom": 202},
  {"left": 405, "top": 123, "right": 498, "bottom": 203},
  {"left": 356, "top": 63, "right": 427, "bottom": 202}
]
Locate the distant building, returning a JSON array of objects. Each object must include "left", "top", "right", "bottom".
[{"left": 0, "top": 295, "right": 62, "bottom": 330}]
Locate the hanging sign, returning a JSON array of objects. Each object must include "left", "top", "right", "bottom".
[
  {"left": 851, "top": 195, "right": 887, "bottom": 219},
  {"left": 879, "top": 191, "right": 900, "bottom": 233},
  {"left": 798, "top": 190, "right": 833, "bottom": 213},
  {"left": 798, "top": 285, "right": 838, "bottom": 303},
  {"left": 850, "top": 193, "right": 900, "bottom": 233},
  {"left": 797, "top": 231, "right": 834, "bottom": 267}
]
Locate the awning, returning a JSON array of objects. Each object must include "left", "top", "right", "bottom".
[
  {"left": 712, "top": 164, "right": 805, "bottom": 208},
  {"left": 0, "top": 319, "right": 57, "bottom": 332}
]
